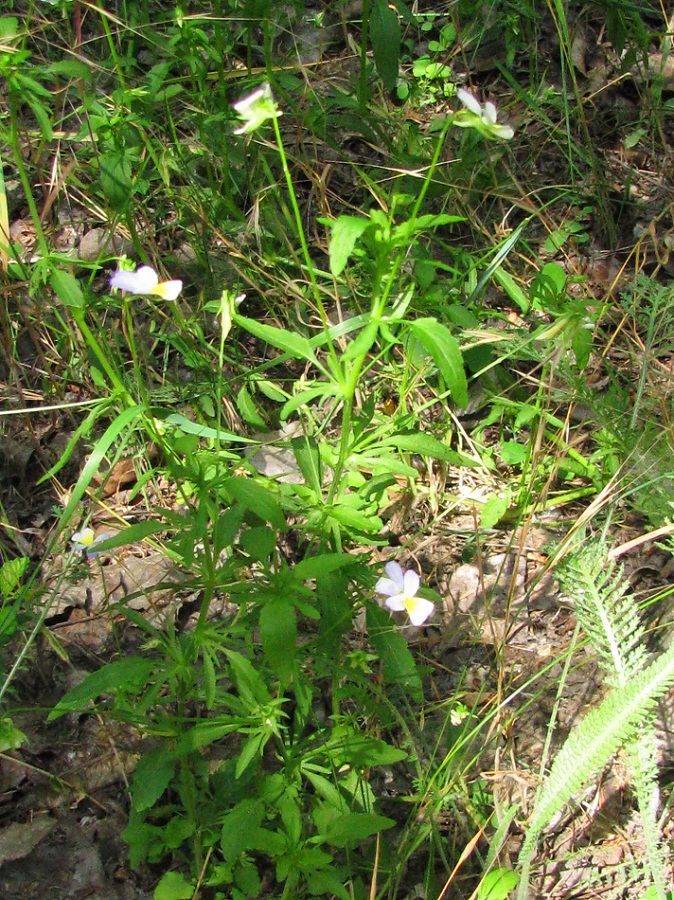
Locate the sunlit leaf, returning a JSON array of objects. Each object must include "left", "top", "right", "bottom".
[
  {"left": 408, "top": 318, "right": 468, "bottom": 408},
  {"left": 327, "top": 215, "right": 370, "bottom": 276}
]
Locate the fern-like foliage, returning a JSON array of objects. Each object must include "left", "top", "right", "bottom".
[
  {"left": 560, "top": 546, "right": 669, "bottom": 896},
  {"left": 516, "top": 541, "right": 674, "bottom": 900},
  {"left": 558, "top": 546, "right": 648, "bottom": 686},
  {"left": 628, "top": 729, "right": 668, "bottom": 898}
]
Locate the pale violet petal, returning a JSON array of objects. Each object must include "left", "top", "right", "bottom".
[
  {"left": 406, "top": 597, "right": 435, "bottom": 626},
  {"left": 109, "top": 265, "right": 159, "bottom": 295},
  {"left": 385, "top": 594, "right": 406, "bottom": 612},
  {"left": 402, "top": 569, "right": 420, "bottom": 597},
  {"left": 483, "top": 101, "right": 498, "bottom": 125},
  {"left": 383, "top": 560, "right": 405, "bottom": 590},
  {"left": 375, "top": 576, "right": 401, "bottom": 597},
  {"left": 457, "top": 88, "right": 482, "bottom": 116},
  {"left": 85, "top": 532, "right": 112, "bottom": 558},
  {"left": 232, "top": 86, "right": 266, "bottom": 115}
]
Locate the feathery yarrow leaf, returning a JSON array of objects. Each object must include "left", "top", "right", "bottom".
[
  {"left": 558, "top": 544, "right": 648, "bottom": 686},
  {"left": 517, "top": 639, "right": 674, "bottom": 899}
]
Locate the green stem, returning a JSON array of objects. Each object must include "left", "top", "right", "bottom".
[
  {"left": 123, "top": 298, "right": 149, "bottom": 406},
  {"left": 359, "top": 0, "right": 371, "bottom": 113},
  {"left": 269, "top": 107, "right": 339, "bottom": 372},
  {"left": 74, "top": 312, "right": 132, "bottom": 405},
  {"left": 327, "top": 117, "right": 454, "bottom": 504},
  {"left": 176, "top": 686, "right": 203, "bottom": 871},
  {"left": 9, "top": 102, "right": 49, "bottom": 260}
]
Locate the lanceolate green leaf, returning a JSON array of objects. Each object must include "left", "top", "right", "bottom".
[
  {"left": 370, "top": 0, "right": 401, "bottom": 92},
  {"left": 260, "top": 599, "right": 296, "bottom": 684},
  {"left": 325, "top": 812, "right": 396, "bottom": 848},
  {"left": 225, "top": 650, "right": 272, "bottom": 707},
  {"left": 378, "top": 432, "right": 467, "bottom": 464},
  {"left": 224, "top": 475, "right": 286, "bottom": 531},
  {"left": 51, "top": 269, "right": 85, "bottom": 309},
  {"left": 164, "top": 413, "right": 257, "bottom": 443},
  {"left": 327, "top": 215, "right": 370, "bottom": 276},
  {"left": 86, "top": 521, "right": 167, "bottom": 553},
  {"left": 58, "top": 405, "right": 142, "bottom": 537},
  {"left": 235, "top": 315, "right": 321, "bottom": 370},
  {"left": 367, "top": 602, "right": 423, "bottom": 702},
  {"left": 291, "top": 435, "right": 323, "bottom": 493},
  {"left": 408, "top": 318, "right": 468, "bottom": 408},
  {"left": 48, "top": 656, "right": 156, "bottom": 719},
  {"left": 132, "top": 746, "right": 175, "bottom": 811}
]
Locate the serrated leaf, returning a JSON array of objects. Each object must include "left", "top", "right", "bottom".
[
  {"left": 327, "top": 215, "right": 370, "bottom": 276},
  {"left": 48, "top": 656, "right": 155, "bottom": 719},
  {"left": 523, "top": 642, "right": 674, "bottom": 859},
  {"left": 480, "top": 492, "right": 510, "bottom": 530},
  {"left": 132, "top": 747, "right": 175, "bottom": 812},
  {"left": 221, "top": 799, "right": 265, "bottom": 862},
  {"left": 51, "top": 269, "right": 85, "bottom": 309},
  {"left": 329, "top": 504, "right": 382, "bottom": 534},
  {"left": 0, "top": 557, "right": 28, "bottom": 599},
  {"left": 237, "top": 385, "right": 267, "bottom": 429},
  {"left": 325, "top": 812, "right": 395, "bottom": 847},
  {"left": 305, "top": 869, "right": 351, "bottom": 900},
  {"left": 224, "top": 475, "right": 286, "bottom": 531},
  {"left": 154, "top": 870, "right": 194, "bottom": 900},
  {"left": 260, "top": 599, "right": 296, "bottom": 684}
]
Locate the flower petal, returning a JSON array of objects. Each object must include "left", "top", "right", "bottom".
[
  {"left": 405, "top": 597, "right": 435, "bottom": 626},
  {"left": 109, "top": 265, "right": 159, "bottom": 295},
  {"left": 457, "top": 88, "right": 482, "bottom": 116},
  {"left": 483, "top": 101, "right": 498, "bottom": 125},
  {"left": 150, "top": 279, "right": 183, "bottom": 301},
  {"left": 232, "top": 85, "right": 267, "bottom": 115},
  {"left": 383, "top": 560, "right": 405, "bottom": 590},
  {"left": 493, "top": 124, "right": 514, "bottom": 140},
  {"left": 375, "top": 576, "right": 401, "bottom": 597},
  {"left": 402, "top": 569, "right": 420, "bottom": 597},
  {"left": 71, "top": 528, "right": 95, "bottom": 547},
  {"left": 232, "top": 83, "right": 282, "bottom": 134},
  {"left": 384, "top": 594, "right": 406, "bottom": 612},
  {"left": 84, "top": 532, "right": 112, "bottom": 558}
]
